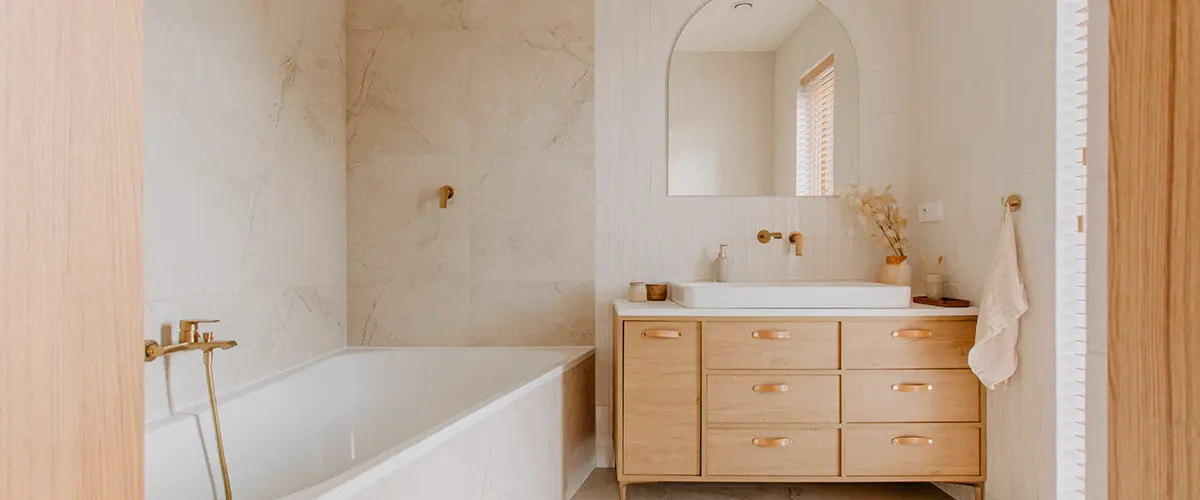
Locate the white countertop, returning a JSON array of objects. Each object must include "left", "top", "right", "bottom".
[{"left": 614, "top": 299, "right": 979, "bottom": 318}]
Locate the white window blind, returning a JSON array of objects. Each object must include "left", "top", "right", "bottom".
[
  {"left": 1056, "top": 1, "right": 1089, "bottom": 498},
  {"left": 796, "top": 56, "right": 834, "bottom": 196}
]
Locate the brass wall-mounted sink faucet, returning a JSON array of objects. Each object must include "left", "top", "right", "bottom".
[
  {"left": 144, "top": 319, "right": 237, "bottom": 362},
  {"left": 789, "top": 232, "right": 804, "bottom": 256}
]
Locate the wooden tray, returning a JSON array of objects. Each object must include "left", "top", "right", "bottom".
[{"left": 913, "top": 296, "right": 971, "bottom": 308}]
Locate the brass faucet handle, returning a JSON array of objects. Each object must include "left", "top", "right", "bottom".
[
  {"left": 757, "top": 230, "right": 784, "bottom": 244},
  {"left": 180, "top": 319, "right": 220, "bottom": 343}
]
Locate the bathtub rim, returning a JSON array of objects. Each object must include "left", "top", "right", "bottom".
[{"left": 283, "top": 346, "right": 594, "bottom": 500}]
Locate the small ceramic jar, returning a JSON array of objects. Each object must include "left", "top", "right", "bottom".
[{"left": 628, "top": 281, "right": 648, "bottom": 302}]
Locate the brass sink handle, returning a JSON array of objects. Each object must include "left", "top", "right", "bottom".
[{"left": 757, "top": 230, "right": 783, "bottom": 244}]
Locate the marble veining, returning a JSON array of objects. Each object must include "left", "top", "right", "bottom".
[
  {"left": 143, "top": 0, "right": 347, "bottom": 421},
  {"left": 346, "top": 0, "right": 596, "bottom": 347}
]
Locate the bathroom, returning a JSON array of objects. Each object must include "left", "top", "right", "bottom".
[{"left": 11, "top": 0, "right": 1195, "bottom": 499}]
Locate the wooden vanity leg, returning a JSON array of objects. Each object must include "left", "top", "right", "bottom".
[
  {"left": 976, "top": 483, "right": 984, "bottom": 500},
  {"left": 617, "top": 482, "right": 628, "bottom": 500}
]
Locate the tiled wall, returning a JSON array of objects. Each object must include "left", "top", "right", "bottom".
[
  {"left": 669, "top": 51, "right": 776, "bottom": 195},
  {"left": 345, "top": 0, "right": 596, "bottom": 347},
  {"left": 143, "top": 0, "right": 347, "bottom": 422},
  {"left": 594, "top": 0, "right": 914, "bottom": 464},
  {"left": 910, "top": 0, "right": 1059, "bottom": 498}
]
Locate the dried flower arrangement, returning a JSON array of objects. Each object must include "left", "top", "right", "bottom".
[{"left": 839, "top": 184, "right": 909, "bottom": 257}]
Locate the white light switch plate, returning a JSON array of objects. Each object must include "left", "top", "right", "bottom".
[{"left": 918, "top": 201, "right": 944, "bottom": 223}]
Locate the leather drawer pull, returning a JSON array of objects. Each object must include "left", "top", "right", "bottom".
[
  {"left": 750, "top": 330, "right": 791, "bottom": 339},
  {"left": 642, "top": 330, "right": 681, "bottom": 339},
  {"left": 891, "top": 383, "right": 935, "bottom": 392},
  {"left": 891, "top": 436, "right": 934, "bottom": 446},
  {"left": 891, "top": 329, "right": 934, "bottom": 339},
  {"left": 752, "top": 383, "right": 793, "bottom": 393},
  {"left": 751, "top": 437, "right": 793, "bottom": 447}
]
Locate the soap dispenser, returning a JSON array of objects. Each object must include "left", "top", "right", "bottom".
[{"left": 715, "top": 244, "right": 730, "bottom": 282}]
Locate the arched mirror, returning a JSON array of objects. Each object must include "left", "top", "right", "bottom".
[{"left": 668, "top": 0, "right": 859, "bottom": 196}]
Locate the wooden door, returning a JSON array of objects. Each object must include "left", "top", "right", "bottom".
[
  {"left": 1, "top": 1, "right": 144, "bottom": 498},
  {"left": 1109, "top": 0, "right": 1200, "bottom": 497},
  {"left": 621, "top": 321, "right": 701, "bottom": 476}
]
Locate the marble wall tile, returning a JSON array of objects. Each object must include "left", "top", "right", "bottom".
[
  {"left": 469, "top": 281, "right": 595, "bottom": 346},
  {"left": 347, "top": 0, "right": 596, "bottom": 348},
  {"left": 468, "top": 0, "right": 593, "bottom": 31},
  {"left": 347, "top": 0, "right": 469, "bottom": 31},
  {"left": 143, "top": 0, "right": 347, "bottom": 422}
]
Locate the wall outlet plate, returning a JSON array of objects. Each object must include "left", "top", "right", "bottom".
[{"left": 918, "top": 201, "right": 944, "bottom": 223}]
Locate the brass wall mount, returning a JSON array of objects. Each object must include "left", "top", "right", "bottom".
[
  {"left": 439, "top": 185, "right": 455, "bottom": 208},
  {"left": 757, "top": 230, "right": 783, "bottom": 244}
]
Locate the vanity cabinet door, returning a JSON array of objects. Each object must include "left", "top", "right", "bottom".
[{"left": 622, "top": 321, "right": 700, "bottom": 476}]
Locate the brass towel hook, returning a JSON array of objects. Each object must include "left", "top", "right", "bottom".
[
  {"left": 1003, "top": 194, "right": 1021, "bottom": 212},
  {"left": 439, "top": 185, "right": 455, "bottom": 209}
]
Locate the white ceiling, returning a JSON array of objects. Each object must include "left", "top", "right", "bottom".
[{"left": 675, "top": 0, "right": 819, "bottom": 52}]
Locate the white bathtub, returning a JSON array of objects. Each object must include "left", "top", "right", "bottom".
[{"left": 146, "top": 347, "right": 596, "bottom": 500}]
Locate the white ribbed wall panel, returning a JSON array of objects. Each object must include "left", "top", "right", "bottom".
[{"left": 594, "top": 0, "right": 915, "bottom": 466}]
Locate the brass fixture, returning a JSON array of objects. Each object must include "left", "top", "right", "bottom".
[
  {"left": 1003, "top": 194, "right": 1021, "bottom": 212},
  {"left": 439, "top": 185, "right": 455, "bottom": 208},
  {"left": 788, "top": 232, "right": 804, "bottom": 256},
  {"left": 144, "top": 319, "right": 237, "bottom": 499},
  {"left": 145, "top": 320, "right": 237, "bottom": 362},
  {"left": 204, "top": 348, "right": 233, "bottom": 500},
  {"left": 756, "top": 230, "right": 783, "bottom": 244}
]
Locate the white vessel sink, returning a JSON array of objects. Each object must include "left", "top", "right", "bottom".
[{"left": 668, "top": 281, "right": 911, "bottom": 309}]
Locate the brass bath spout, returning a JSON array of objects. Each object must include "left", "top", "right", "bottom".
[
  {"left": 144, "top": 319, "right": 237, "bottom": 362},
  {"left": 143, "top": 319, "right": 237, "bottom": 499}
]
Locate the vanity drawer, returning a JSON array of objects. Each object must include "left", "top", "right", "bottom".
[
  {"left": 843, "top": 370, "right": 980, "bottom": 422},
  {"left": 707, "top": 427, "right": 840, "bottom": 476},
  {"left": 842, "top": 320, "right": 975, "bottom": 369},
  {"left": 844, "top": 425, "right": 981, "bottom": 476},
  {"left": 705, "top": 321, "right": 839, "bottom": 370},
  {"left": 707, "top": 375, "right": 840, "bottom": 423}
]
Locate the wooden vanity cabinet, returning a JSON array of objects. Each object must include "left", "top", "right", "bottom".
[
  {"left": 619, "top": 321, "right": 700, "bottom": 476},
  {"left": 613, "top": 311, "right": 987, "bottom": 500}
]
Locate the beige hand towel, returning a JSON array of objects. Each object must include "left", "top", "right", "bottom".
[{"left": 968, "top": 211, "right": 1029, "bottom": 389}]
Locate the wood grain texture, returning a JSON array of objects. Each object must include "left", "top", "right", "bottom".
[
  {"left": 562, "top": 355, "right": 597, "bottom": 498},
  {"left": 707, "top": 374, "right": 840, "bottom": 423},
  {"left": 704, "top": 321, "right": 839, "bottom": 370},
  {"left": 842, "top": 320, "right": 975, "bottom": 369},
  {"left": 1108, "top": 0, "right": 1176, "bottom": 498},
  {"left": 706, "top": 427, "right": 840, "bottom": 477},
  {"left": 843, "top": 425, "right": 980, "bottom": 477},
  {"left": 1169, "top": 1, "right": 1200, "bottom": 498},
  {"left": 0, "top": 0, "right": 144, "bottom": 498},
  {"left": 622, "top": 321, "right": 700, "bottom": 476},
  {"left": 842, "top": 370, "right": 980, "bottom": 423}
]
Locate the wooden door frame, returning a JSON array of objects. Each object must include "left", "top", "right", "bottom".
[
  {"left": 1, "top": 1, "right": 144, "bottom": 498},
  {"left": 1109, "top": 0, "right": 1198, "bottom": 497}
]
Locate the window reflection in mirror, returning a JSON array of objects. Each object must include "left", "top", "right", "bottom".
[{"left": 668, "top": 0, "right": 858, "bottom": 197}]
